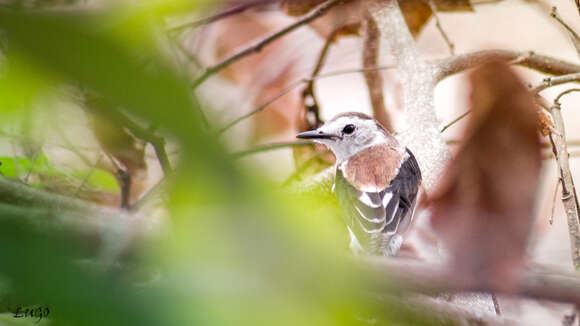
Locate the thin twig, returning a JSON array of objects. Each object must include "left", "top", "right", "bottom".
[
  {"left": 191, "top": 0, "right": 344, "bottom": 89},
  {"left": 217, "top": 49, "right": 580, "bottom": 134},
  {"left": 551, "top": 7, "right": 580, "bottom": 42},
  {"left": 532, "top": 73, "right": 580, "bottom": 93},
  {"left": 299, "top": 25, "right": 344, "bottom": 131},
  {"left": 554, "top": 88, "right": 580, "bottom": 102},
  {"left": 311, "top": 27, "right": 342, "bottom": 78},
  {"left": 74, "top": 154, "right": 103, "bottom": 197},
  {"left": 428, "top": 0, "right": 455, "bottom": 55},
  {"left": 216, "top": 49, "right": 580, "bottom": 136},
  {"left": 315, "top": 64, "right": 397, "bottom": 78},
  {"left": 23, "top": 151, "right": 40, "bottom": 184},
  {"left": 548, "top": 92, "right": 580, "bottom": 270},
  {"left": 282, "top": 153, "right": 326, "bottom": 186},
  {"left": 166, "top": 0, "right": 272, "bottom": 32},
  {"left": 440, "top": 110, "right": 471, "bottom": 133},
  {"left": 131, "top": 178, "right": 169, "bottom": 212},
  {"left": 550, "top": 179, "right": 561, "bottom": 225},
  {"left": 491, "top": 293, "right": 501, "bottom": 315},
  {"left": 436, "top": 50, "right": 580, "bottom": 82},
  {"left": 231, "top": 141, "right": 311, "bottom": 159},
  {"left": 53, "top": 124, "right": 94, "bottom": 167},
  {"left": 551, "top": 6, "right": 580, "bottom": 60},
  {"left": 362, "top": 11, "right": 392, "bottom": 131},
  {"left": 116, "top": 168, "right": 132, "bottom": 210},
  {"left": 218, "top": 78, "right": 307, "bottom": 134},
  {"left": 216, "top": 65, "right": 401, "bottom": 133},
  {"left": 112, "top": 111, "right": 173, "bottom": 175},
  {"left": 104, "top": 152, "right": 132, "bottom": 210},
  {"left": 169, "top": 32, "right": 203, "bottom": 69},
  {"left": 82, "top": 91, "right": 174, "bottom": 175}
]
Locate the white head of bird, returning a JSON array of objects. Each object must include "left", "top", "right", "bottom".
[{"left": 296, "top": 112, "right": 399, "bottom": 163}]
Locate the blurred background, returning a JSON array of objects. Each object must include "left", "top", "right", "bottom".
[{"left": 0, "top": 0, "right": 579, "bottom": 325}]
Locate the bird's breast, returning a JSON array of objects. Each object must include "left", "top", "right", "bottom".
[{"left": 339, "top": 144, "right": 403, "bottom": 192}]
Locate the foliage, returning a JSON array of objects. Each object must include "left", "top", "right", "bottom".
[
  {"left": 1, "top": 0, "right": 580, "bottom": 325},
  {"left": 0, "top": 2, "right": 429, "bottom": 326}
]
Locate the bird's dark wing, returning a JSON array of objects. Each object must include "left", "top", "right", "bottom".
[
  {"left": 335, "top": 149, "right": 421, "bottom": 254},
  {"left": 382, "top": 149, "right": 422, "bottom": 235}
]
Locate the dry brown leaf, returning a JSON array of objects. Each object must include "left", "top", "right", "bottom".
[
  {"left": 292, "top": 0, "right": 473, "bottom": 41},
  {"left": 434, "top": 0, "right": 473, "bottom": 12},
  {"left": 85, "top": 96, "right": 147, "bottom": 177},
  {"left": 400, "top": 0, "right": 472, "bottom": 37},
  {"left": 399, "top": 0, "right": 433, "bottom": 37},
  {"left": 279, "top": 0, "right": 326, "bottom": 16},
  {"left": 211, "top": 11, "right": 303, "bottom": 138},
  {"left": 210, "top": 0, "right": 475, "bottom": 139},
  {"left": 306, "top": 1, "right": 363, "bottom": 39},
  {"left": 430, "top": 62, "right": 542, "bottom": 292}
]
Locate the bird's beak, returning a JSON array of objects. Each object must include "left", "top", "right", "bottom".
[{"left": 296, "top": 130, "right": 339, "bottom": 140}]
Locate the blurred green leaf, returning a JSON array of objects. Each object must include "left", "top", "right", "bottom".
[
  {"left": 0, "top": 313, "right": 50, "bottom": 326},
  {"left": 82, "top": 169, "right": 119, "bottom": 192},
  {"left": 0, "top": 55, "right": 53, "bottom": 116},
  {"left": 0, "top": 9, "right": 244, "bottom": 197},
  {"left": 0, "top": 204, "right": 170, "bottom": 326},
  {"left": 0, "top": 157, "right": 30, "bottom": 178},
  {"left": 0, "top": 5, "right": 446, "bottom": 326},
  {"left": 0, "top": 155, "right": 68, "bottom": 180}
]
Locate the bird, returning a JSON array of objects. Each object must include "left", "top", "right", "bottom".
[{"left": 296, "top": 112, "right": 421, "bottom": 256}]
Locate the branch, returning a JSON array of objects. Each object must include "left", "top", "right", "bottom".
[
  {"left": 166, "top": 0, "right": 272, "bottom": 32},
  {"left": 370, "top": 0, "right": 450, "bottom": 191},
  {"left": 310, "top": 50, "right": 580, "bottom": 83},
  {"left": 554, "top": 88, "right": 580, "bottom": 102},
  {"left": 549, "top": 179, "right": 561, "bottom": 225},
  {"left": 299, "top": 24, "right": 344, "bottom": 132},
  {"left": 0, "top": 177, "right": 128, "bottom": 222},
  {"left": 103, "top": 151, "right": 132, "bottom": 210},
  {"left": 428, "top": 0, "right": 455, "bottom": 55},
  {"left": 217, "top": 65, "right": 401, "bottom": 134},
  {"left": 230, "top": 137, "right": 580, "bottom": 160},
  {"left": 192, "top": 0, "right": 344, "bottom": 89},
  {"left": 167, "top": 32, "right": 203, "bottom": 69},
  {"left": 440, "top": 110, "right": 471, "bottom": 133},
  {"left": 362, "top": 11, "right": 392, "bottom": 131},
  {"left": 436, "top": 50, "right": 580, "bottom": 82},
  {"left": 550, "top": 7, "right": 580, "bottom": 41},
  {"left": 116, "top": 168, "right": 132, "bottom": 210},
  {"left": 362, "top": 257, "right": 580, "bottom": 306},
  {"left": 315, "top": 64, "right": 397, "bottom": 78},
  {"left": 112, "top": 111, "right": 173, "bottom": 175},
  {"left": 216, "top": 49, "right": 580, "bottom": 136},
  {"left": 218, "top": 78, "right": 307, "bottom": 134},
  {"left": 231, "top": 141, "right": 311, "bottom": 159},
  {"left": 547, "top": 92, "right": 580, "bottom": 270},
  {"left": 531, "top": 72, "right": 580, "bottom": 93},
  {"left": 551, "top": 6, "right": 580, "bottom": 60},
  {"left": 390, "top": 295, "right": 518, "bottom": 326}
]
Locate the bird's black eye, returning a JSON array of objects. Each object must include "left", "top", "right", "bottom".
[{"left": 342, "top": 124, "right": 355, "bottom": 134}]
